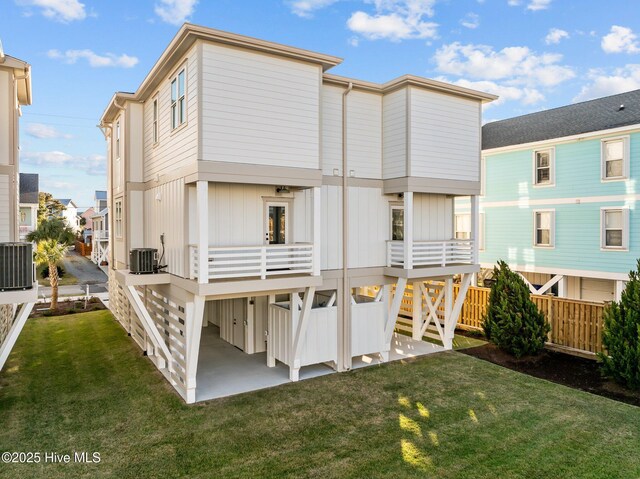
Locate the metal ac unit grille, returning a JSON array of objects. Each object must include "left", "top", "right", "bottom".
[
  {"left": 130, "top": 248, "right": 158, "bottom": 274},
  {"left": 0, "top": 242, "right": 34, "bottom": 291}
]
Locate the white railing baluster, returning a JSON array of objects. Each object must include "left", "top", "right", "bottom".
[{"left": 261, "top": 246, "right": 267, "bottom": 280}]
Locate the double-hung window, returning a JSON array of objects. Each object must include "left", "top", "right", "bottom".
[
  {"left": 534, "top": 210, "right": 554, "bottom": 247},
  {"left": 171, "top": 68, "right": 186, "bottom": 130},
  {"left": 114, "top": 199, "right": 123, "bottom": 239},
  {"left": 390, "top": 205, "right": 404, "bottom": 241},
  {"left": 602, "top": 208, "right": 628, "bottom": 250},
  {"left": 602, "top": 137, "right": 629, "bottom": 180},
  {"left": 533, "top": 148, "right": 554, "bottom": 186}
]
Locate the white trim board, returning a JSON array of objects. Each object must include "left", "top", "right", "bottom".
[
  {"left": 480, "top": 262, "right": 628, "bottom": 281},
  {"left": 482, "top": 123, "right": 640, "bottom": 155},
  {"left": 476, "top": 194, "right": 639, "bottom": 209}
]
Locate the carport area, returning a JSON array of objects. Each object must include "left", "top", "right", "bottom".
[{"left": 195, "top": 325, "right": 445, "bottom": 402}]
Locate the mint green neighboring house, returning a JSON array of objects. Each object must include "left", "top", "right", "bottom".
[{"left": 456, "top": 90, "right": 640, "bottom": 302}]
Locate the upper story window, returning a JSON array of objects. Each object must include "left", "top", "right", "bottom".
[
  {"left": 390, "top": 205, "right": 404, "bottom": 241},
  {"left": 152, "top": 97, "right": 159, "bottom": 144},
  {"left": 602, "top": 137, "right": 629, "bottom": 181},
  {"left": 115, "top": 121, "right": 121, "bottom": 158},
  {"left": 171, "top": 68, "right": 186, "bottom": 130},
  {"left": 114, "top": 199, "right": 123, "bottom": 239},
  {"left": 455, "top": 214, "right": 471, "bottom": 240},
  {"left": 534, "top": 210, "right": 554, "bottom": 247},
  {"left": 602, "top": 208, "right": 628, "bottom": 250},
  {"left": 533, "top": 148, "right": 554, "bottom": 186}
]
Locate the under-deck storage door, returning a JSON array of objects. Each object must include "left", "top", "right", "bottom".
[{"left": 232, "top": 298, "right": 246, "bottom": 350}]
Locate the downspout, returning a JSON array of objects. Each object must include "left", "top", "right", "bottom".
[{"left": 342, "top": 82, "right": 353, "bottom": 370}]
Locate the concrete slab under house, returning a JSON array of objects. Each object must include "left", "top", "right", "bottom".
[{"left": 99, "top": 24, "right": 495, "bottom": 403}]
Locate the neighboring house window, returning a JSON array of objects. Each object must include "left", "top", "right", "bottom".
[
  {"left": 602, "top": 137, "right": 629, "bottom": 180},
  {"left": 534, "top": 210, "right": 554, "bottom": 247},
  {"left": 455, "top": 214, "right": 471, "bottom": 240},
  {"left": 390, "top": 205, "right": 404, "bottom": 241},
  {"left": 533, "top": 148, "right": 554, "bottom": 186},
  {"left": 602, "top": 208, "right": 628, "bottom": 249},
  {"left": 115, "top": 199, "right": 123, "bottom": 238},
  {"left": 20, "top": 211, "right": 26, "bottom": 223},
  {"left": 171, "top": 68, "right": 186, "bottom": 130},
  {"left": 152, "top": 97, "right": 159, "bottom": 144}
]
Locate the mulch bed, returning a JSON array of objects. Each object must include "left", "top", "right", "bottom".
[
  {"left": 30, "top": 298, "right": 107, "bottom": 318},
  {"left": 461, "top": 342, "right": 640, "bottom": 407}
]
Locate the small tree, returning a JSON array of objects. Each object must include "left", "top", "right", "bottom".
[
  {"left": 598, "top": 261, "right": 640, "bottom": 390},
  {"left": 27, "top": 219, "right": 74, "bottom": 310},
  {"left": 37, "top": 192, "right": 66, "bottom": 226},
  {"left": 483, "top": 261, "right": 550, "bottom": 358}
]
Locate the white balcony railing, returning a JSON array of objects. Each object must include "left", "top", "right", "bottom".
[
  {"left": 18, "top": 225, "right": 34, "bottom": 239},
  {"left": 387, "top": 240, "right": 474, "bottom": 268},
  {"left": 94, "top": 230, "right": 109, "bottom": 240},
  {"left": 189, "top": 243, "right": 315, "bottom": 281}
]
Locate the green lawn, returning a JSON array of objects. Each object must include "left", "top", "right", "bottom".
[{"left": 1, "top": 311, "right": 639, "bottom": 479}]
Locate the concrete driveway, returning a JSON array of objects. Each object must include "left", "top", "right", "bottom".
[{"left": 63, "top": 250, "right": 107, "bottom": 285}]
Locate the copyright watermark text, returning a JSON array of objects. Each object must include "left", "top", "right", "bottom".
[{"left": 2, "top": 451, "right": 101, "bottom": 464}]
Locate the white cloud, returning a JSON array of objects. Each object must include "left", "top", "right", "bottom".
[
  {"left": 154, "top": 0, "right": 197, "bottom": 25},
  {"left": 507, "top": 0, "right": 521, "bottom": 5},
  {"left": 16, "top": 0, "right": 86, "bottom": 22},
  {"left": 47, "top": 49, "right": 138, "bottom": 68},
  {"left": 545, "top": 28, "right": 569, "bottom": 45},
  {"left": 25, "top": 123, "right": 73, "bottom": 139},
  {"left": 347, "top": 0, "right": 438, "bottom": 42},
  {"left": 437, "top": 77, "right": 544, "bottom": 108},
  {"left": 21, "top": 151, "right": 106, "bottom": 176},
  {"left": 574, "top": 64, "right": 640, "bottom": 102},
  {"left": 460, "top": 12, "right": 479, "bottom": 30},
  {"left": 527, "top": 0, "right": 551, "bottom": 11},
  {"left": 434, "top": 42, "right": 574, "bottom": 87},
  {"left": 288, "top": 0, "right": 339, "bottom": 18},
  {"left": 601, "top": 26, "right": 640, "bottom": 54}
]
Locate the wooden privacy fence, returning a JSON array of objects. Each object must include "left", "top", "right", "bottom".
[
  {"left": 75, "top": 240, "right": 92, "bottom": 257},
  {"left": 398, "top": 284, "right": 605, "bottom": 357}
]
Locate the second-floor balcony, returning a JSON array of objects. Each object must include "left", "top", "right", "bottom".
[
  {"left": 18, "top": 225, "right": 34, "bottom": 240},
  {"left": 94, "top": 230, "right": 109, "bottom": 241},
  {"left": 387, "top": 239, "right": 475, "bottom": 268},
  {"left": 189, "top": 243, "right": 316, "bottom": 281}
]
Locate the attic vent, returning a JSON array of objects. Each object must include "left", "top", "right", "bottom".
[{"left": 619, "top": 104, "right": 625, "bottom": 111}]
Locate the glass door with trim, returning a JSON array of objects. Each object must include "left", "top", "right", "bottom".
[{"left": 265, "top": 202, "right": 289, "bottom": 245}]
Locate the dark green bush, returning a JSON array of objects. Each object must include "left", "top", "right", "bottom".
[
  {"left": 40, "top": 265, "right": 65, "bottom": 280},
  {"left": 483, "top": 260, "right": 550, "bottom": 358},
  {"left": 598, "top": 260, "right": 640, "bottom": 390}
]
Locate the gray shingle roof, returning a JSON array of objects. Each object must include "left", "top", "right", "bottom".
[
  {"left": 19, "top": 173, "right": 38, "bottom": 204},
  {"left": 482, "top": 89, "right": 640, "bottom": 150}
]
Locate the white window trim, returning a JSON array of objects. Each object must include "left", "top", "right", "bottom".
[
  {"left": 390, "top": 203, "right": 405, "bottom": 241},
  {"left": 532, "top": 147, "right": 555, "bottom": 188},
  {"left": 152, "top": 95, "right": 159, "bottom": 145},
  {"left": 114, "top": 198, "right": 123, "bottom": 239},
  {"left": 454, "top": 213, "right": 471, "bottom": 240},
  {"left": 600, "top": 206, "right": 629, "bottom": 251},
  {"left": 601, "top": 135, "right": 630, "bottom": 182},
  {"left": 170, "top": 66, "right": 187, "bottom": 132},
  {"left": 115, "top": 120, "right": 121, "bottom": 159},
  {"left": 533, "top": 209, "right": 555, "bottom": 248}
]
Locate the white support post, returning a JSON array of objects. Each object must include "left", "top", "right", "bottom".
[
  {"left": 185, "top": 295, "right": 205, "bottom": 404},
  {"left": 312, "top": 186, "right": 321, "bottom": 276},
  {"left": 412, "top": 282, "right": 422, "bottom": 340},
  {"left": 471, "top": 195, "right": 479, "bottom": 264},
  {"left": 448, "top": 273, "right": 472, "bottom": 338},
  {"left": 0, "top": 303, "right": 35, "bottom": 372},
  {"left": 443, "top": 278, "right": 454, "bottom": 350},
  {"left": 384, "top": 278, "right": 407, "bottom": 349},
  {"left": 404, "top": 192, "right": 413, "bottom": 269},
  {"left": 245, "top": 297, "right": 255, "bottom": 354},
  {"left": 266, "top": 294, "right": 276, "bottom": 368},
  {"left": 196, "top": 180, "right": 209, "bottom": 284},
  {"left": 615, "top": 280, "right": 626, "bottom": 302},
  {"left": 518, "top": 272, "right": 538, "bottom": 295},
  {"left": 420, "top": 283, "right": 444, "bottom": 339},
  {"left": 291, "top": 287, "right": 315, "bottom": 381},
  {"left": 125, "top": 285, "right": 174, "bottom": 374},
  {"left": 379, "top": 284, "right": 391, "bottom": 362},
  {"left": 557, "top": 276, "right": 567, "bottom": 298}
]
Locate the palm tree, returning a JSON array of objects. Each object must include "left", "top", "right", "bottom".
[{"left": 27, "top": 219, "right": 75, "bottom": 310}]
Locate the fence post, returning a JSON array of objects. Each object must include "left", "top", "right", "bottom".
[{"left": 547, "top": 296, "right": 554, "bottom": 342}]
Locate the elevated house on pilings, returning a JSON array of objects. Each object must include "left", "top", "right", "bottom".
[{"left": 99, "top": 23, "right": 496, "bottom": 403}]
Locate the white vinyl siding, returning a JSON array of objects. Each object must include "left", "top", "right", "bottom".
[
  {"left": 143, "top": 45, "right": 198, "bottom": 182},
  {"left": 201, "top": 42, "right": 320, "bottom": 170},
  {"left": 533, "top": 148, "right": 554, "bottom": 186},
  {"left": 348, "top": 187, "right": 390, "bottom": 269},
  {"left": 0, "top": 175, "right": 9, "bottom": 242},
  {"left": 321, "top": 84, "right": 343, "bottom": 176},
  {"left": 413, "top": 194, "right": 454, "bottom": 241},
  {"left": 601, "top": 136, "right": 629, "bottom": 181},
  {"left": 346, "top": 90, "right": 382, "bottom": 179},
  {"left": 533, "top": 210, "right": 555, "bottom": 247},
  {"left": 382, "top": 88, "right": 407, "bottom": 179},
  {"left": 601, "top": 207, "right": 629, "bottom": 250},
  {"left": 321, "top": 185, "right": 342, "bottom": 270},
  {"left": 409, "top": 87, "right": 480, "bottom": 182}
]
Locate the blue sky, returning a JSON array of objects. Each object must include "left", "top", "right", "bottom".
[{"left": 1, "top": 0, "right": 639, "bottom": 208}]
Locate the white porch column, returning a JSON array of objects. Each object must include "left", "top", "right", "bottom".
[
  {"left": 185, "top": 295, "right": 205, "bottom": 404},
  {"left": 443, "top": 278, "right": 454, "bottom": 350},
  {"left": 196, "top": 180, "right": 209, "bottom": 284},
  {"left": 312, "top": 186, "right": 321, "bottom": 276},
  {"left": 404, "top": 192, "right": 413, "bottom": 269},
  {"left": 557, "top": 276, "right": 567, "bottom": 298},
  {"left": 615, "top": 280, "right": 626, "bottom": 302},
  {"left": 471, "top": 195, "right": 479, "bottom": 264},
  {"left": 411, "top": 282, "right": 422, "bottom": 340}
]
